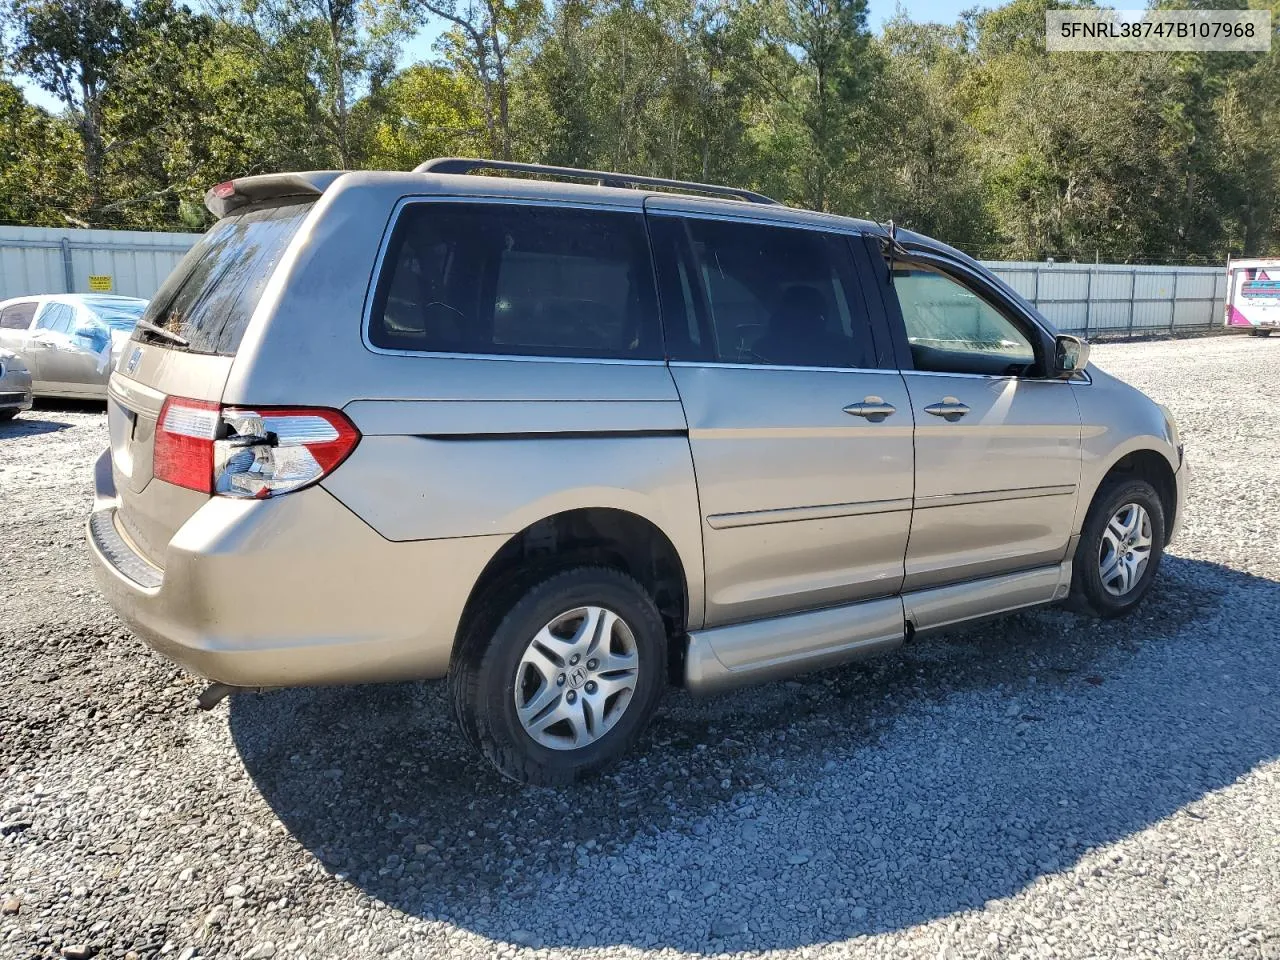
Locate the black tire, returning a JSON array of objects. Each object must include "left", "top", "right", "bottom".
[
  {"left": 0, "top": 410, "right": 15, "bottom": 422},
  {"left": 1250, "top": 328, "right": 1273, "bottom": 337},
  {"left": 1068, "top": 477, "right": 1166, "bottom": 618},
  {"left": 449, "top": 566, "right": 667, "bottom": 786}
]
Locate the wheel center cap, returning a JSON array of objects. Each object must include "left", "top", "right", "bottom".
[{"left": 567, "top": 666, "right": 588, "bottom": 690}]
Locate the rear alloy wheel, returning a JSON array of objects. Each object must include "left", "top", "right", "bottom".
[
  {"left": 1069, "top": 477, "right": 1166, "bottom": 618},
  {"left": 514, "top": 605, "right": 641, "bottom": 750},
  {"left": 450, "top": 566, "right": 667, "bottom": 785}
]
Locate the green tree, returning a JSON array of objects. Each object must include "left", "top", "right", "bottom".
[
  {"left": 414, "top": 0, "right": 543, "bottom": 159},
  {"left": 357, "top": 61, "right": 484, "bottom": 167},
  {"left": 6, "top": 0, "right": 133, "bottom": 210},
  {"left": 750, "top": 0, "right": 878, "bottom": 210},
  {"left": 0, "top": 77, "right": 85, "bottom": 225}
]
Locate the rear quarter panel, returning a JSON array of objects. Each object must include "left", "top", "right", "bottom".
[{"left": 322, "top": 384, "right": 706, "bottom": 629}]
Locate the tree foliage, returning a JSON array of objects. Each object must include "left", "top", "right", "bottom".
[{"left": 2, "top": 0, "right": 1279, "bottom": 262}]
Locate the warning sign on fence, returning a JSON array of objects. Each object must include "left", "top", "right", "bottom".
[{"left": 88, "top": 275, "right": 113, "bottom": 292}]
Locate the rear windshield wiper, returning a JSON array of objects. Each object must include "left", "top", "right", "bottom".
[{"left": 134, "top": 319, "right": 191, "bottom": 349}]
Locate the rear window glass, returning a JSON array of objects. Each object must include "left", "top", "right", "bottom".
[
  {"left": 368, "top": 202, "right": 661, "bottom": 359},
  {"left": 135, "top": 200, "right": 313, "bottom": 355}
]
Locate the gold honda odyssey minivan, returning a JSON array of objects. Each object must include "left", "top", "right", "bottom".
[{"left": 87, "top": 159, "right": 1188, "bottom": 785}]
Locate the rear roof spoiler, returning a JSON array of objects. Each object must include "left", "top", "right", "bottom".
[{"left": 204, "top": 172, "right": 344, "bottom": 218}]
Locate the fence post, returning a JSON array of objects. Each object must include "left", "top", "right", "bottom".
[
  {"left": 59, "top": 237, "right": 74, "bottom": 294},
  {"left": 1033, "top": 266, "right": 1041, "bottom": 309},
  {"left": 1127, "top": 269, "right": 1137, "bottom": 338},
  {"left": 1083, "top": 268, "right": 1092, "bottom": 338},
  {"left": 1170, "top": 271, "right": 1178, "bottom": 335}
]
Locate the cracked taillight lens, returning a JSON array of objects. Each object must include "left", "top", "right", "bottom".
[
  {"left": 154, "top": 397, "right": 359, "bottom": 498},
  {"left": 214, "top": 407, "right": 359, "bottom": 498}
]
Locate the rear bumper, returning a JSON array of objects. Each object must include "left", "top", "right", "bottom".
[{"left": 86, "top": 449, "right": 506, "bottom": 688}]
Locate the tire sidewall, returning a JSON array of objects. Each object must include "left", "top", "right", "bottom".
[
  {"left": 473, "top": 568, "right": 667, "bottom": 781},
  {"left": 1075, "top": 478, "right": 1166, "bottom": 617}
]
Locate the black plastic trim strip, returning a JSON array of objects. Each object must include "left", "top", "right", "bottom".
[{"left": 416, "top": 429, "right": 688, "bottom": 442}]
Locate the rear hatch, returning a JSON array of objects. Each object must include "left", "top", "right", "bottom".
[{"left": 108, "top": 198, "right": 317, "bottom": 567}]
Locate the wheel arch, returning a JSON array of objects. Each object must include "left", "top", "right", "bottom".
[
  {"left": 452, "top": 507, "right": 697, "bottom": 686},
  {"left": 1083, "top": 445, "right": 1179, "bottom": 545}
]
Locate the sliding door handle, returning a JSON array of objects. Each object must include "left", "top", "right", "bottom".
[
  {"left": 924, "top": 397, "right": 970, "bottom": 422},
  {"left": 843, "top": 397, "right": 896, "bottom": 422}
]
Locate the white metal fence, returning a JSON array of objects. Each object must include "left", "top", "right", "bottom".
[
  {"left": 0, "top": 226, "right": 1229, "bottom": 337},
  {"left": 0, "top": 226, "right": 196, "bottom": 301},
  {"left": 986, "top": 261, "right": 1228, "bottom": 337}
]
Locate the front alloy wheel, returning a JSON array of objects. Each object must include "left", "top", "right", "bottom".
[
  {"left": 1069, "top": 476, "right": 1166, "bottom": 618},
  {"left": 1098, "top": 502, "right": 1154, "bottom": 597}
]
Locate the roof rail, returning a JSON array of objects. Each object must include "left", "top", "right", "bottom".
[{"left": 414, "top": 157, "right": 779, "bottom": 206}]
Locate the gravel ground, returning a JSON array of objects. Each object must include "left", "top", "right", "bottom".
[{"left": 2, "top": 335, "right": 1280, "bottom": 960}]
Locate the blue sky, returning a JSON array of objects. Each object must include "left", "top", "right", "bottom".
[{"left": 16, "top": 0, "right": 981, "bottom": 114}]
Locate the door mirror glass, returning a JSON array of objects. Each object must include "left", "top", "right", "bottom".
[{"left": 1054, "top": 334, "right": 1090, "bottom": 377}]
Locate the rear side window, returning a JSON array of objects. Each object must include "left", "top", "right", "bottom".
[
  {"left": 0, "top": 301, "right": 37, "bottom": 329},
  {"left": 368, "top": 202, "right": 661, "bottom": 359},
  {"left": 650, "top": 216, "right": 873, "bottom": 368},
  {"left": 35, "top": 303, "right": 73, "bottom": 333},
  {"left": 136, "top": 200, "right": 314, "bottom": 355}
]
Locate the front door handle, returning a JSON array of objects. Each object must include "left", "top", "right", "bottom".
[
  {"left": 924, "top": 396, "right": 970, "bottom": 422},
  {"left": 843, "top": 396, "right": 896, "bottom": 422}
]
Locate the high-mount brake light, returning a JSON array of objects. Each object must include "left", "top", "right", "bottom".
[
  {"left": 211, "top": 181, "right": 236, "bottom": 200},
  {"left": 153, "top": 398, "right": 359, "bottom": 498}
]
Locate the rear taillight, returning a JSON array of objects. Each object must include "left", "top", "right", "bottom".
[
  {"left": 153, "top": 397, "right": 359, "bottom": 498},
  {"left": 154, "top": 397, "right": 220, "bottom": 493},
  {"left": 215, "top": 407, "right": 359, "bottom": 498}
]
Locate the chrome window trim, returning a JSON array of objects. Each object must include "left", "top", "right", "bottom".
[
  {"left": 360, "top": 195, "right": 663, "bottom": 362},
  {"left": 902, "top": 368, "right": 1091, "bottom": 385},
  {"left": 359, "top": 349, "right": 666, "bottom": 366},
  {"left": 670, "top": 360, "right": 894, "bottom": 375}
]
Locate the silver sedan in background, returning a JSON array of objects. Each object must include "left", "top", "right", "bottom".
[
  {"left": 0, "top": 294, "right": 148, "bottom": 399},
  {"left": 0, "top": 347, "right": 33, "bottom": 421}
]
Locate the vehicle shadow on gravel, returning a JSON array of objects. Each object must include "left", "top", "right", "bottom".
[
  {"left": 2, "top": 399, "right": 104, "bottom": 438},
  {"left": 0, "top": 415, "right": 72, "bottom": 438},
  {"left": 229, "top": 555, "right": 1280, "bottom": 953}
]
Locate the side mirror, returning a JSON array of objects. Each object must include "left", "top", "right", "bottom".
[{"left": 1053, "top": 334, "right": 1090, "bottom": 377}]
